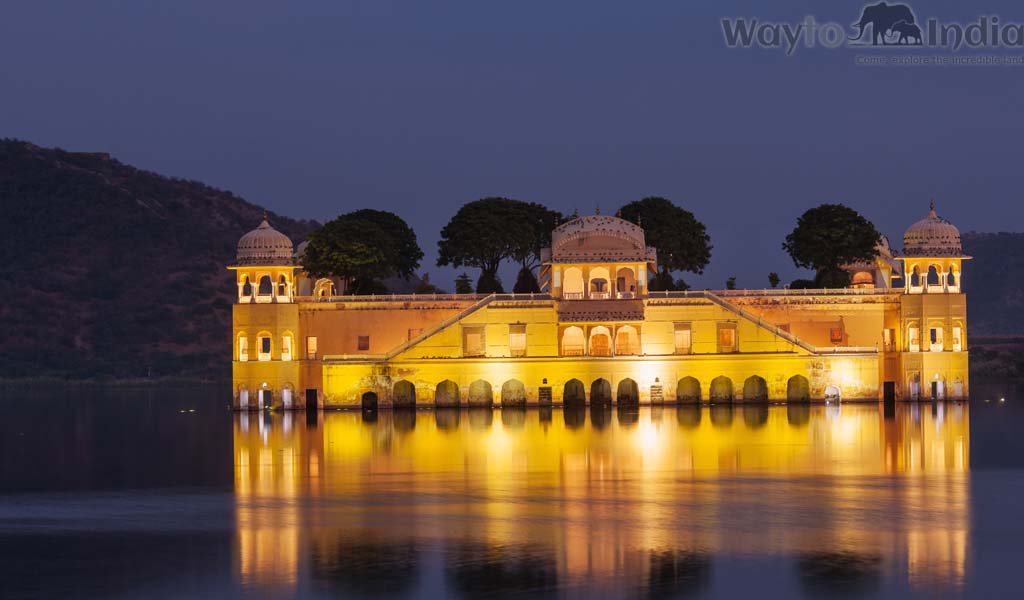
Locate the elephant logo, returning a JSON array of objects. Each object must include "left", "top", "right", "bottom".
[
  {"left": 851, "top": 2, "right": 919, "bottom": 45},
  {"left": 890, "top": 21, "right": 923, "bottom": 45}
]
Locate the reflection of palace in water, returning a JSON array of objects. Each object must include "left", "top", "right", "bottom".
[{"left": 233, "top": 404, "right": 969, "bottom": 596}]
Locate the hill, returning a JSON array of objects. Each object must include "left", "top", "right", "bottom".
[
  {"left": 0, "top": 140, "right": 317, "bottom": 380},
  {"left": 963, "top": 232, "right": 1024, "bottom": 336}
]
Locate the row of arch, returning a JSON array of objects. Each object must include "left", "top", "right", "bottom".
[
  {"left": 906, "top": 263, "right": 961, "bottom": 293},
  {"left": 364, "top": 375, "right": 816, "bottom": 409}
]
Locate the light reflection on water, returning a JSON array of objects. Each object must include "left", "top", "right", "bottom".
[{"left": 234, "top": 403, "right": 970, "bottom": 598}]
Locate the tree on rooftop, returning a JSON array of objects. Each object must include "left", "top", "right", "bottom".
[
  {"left": 782, "top": 203, "right": 880, "bottom": 288},
  {"left": 303, "top": 210, "right": 422, "bottom": 293},
  {"left": 618, "top": 197, "right": 711, "bottom": 291},
  {"left": 437, "top": 197, "right": 560, "bottom": 294}
]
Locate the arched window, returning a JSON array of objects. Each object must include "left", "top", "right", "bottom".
[
  {"left": 241, "top": 276, "right": 253, "bottom": 299},
  {"left": 281, "top": 333, "right": 293, "bottom": 361},
  {"left": 589, "top": 326, "right": 612, "bottom": 356},
  {"left": 615, "top": 267, "right": 637, "bottom": 298},
  {"left": 615, "top": 325, "right": 640, "bottom": 355},
  {"left": 237, "top": 334, "right": 249, "bottom": 362},
  {"left": 562, "top": 267, "right": 584, "bottom": 299},
  {"left": 257, "top": 275, "right": 273, "bottom": 296},
  {"left": 314, "top": 278, "right": 335, "bottom": 298},
  {"left": 277, "top": 275, "right": 288, "bottom": 297},
  {"left": 257, "top": 333, "right": 272, "bottom": 361},
  {"left": 561, "top": 326, "right": 585, "bottom": 356},
  {"left": 589, "top": 267, "right": 610, "bottom": 299},
  {"left": 926, "top": 265, "right": 941, "bottom": 290},
  {"left": 909, "top": 266, "right": 921, "bottom": 289}
]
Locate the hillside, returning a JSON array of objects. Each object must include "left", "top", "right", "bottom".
[
  {"left": 962, "top": 232, "right": 1024, "bottom": 336},
  {"left": 0, "top": 140, "right": 316, "bottom": 380}
]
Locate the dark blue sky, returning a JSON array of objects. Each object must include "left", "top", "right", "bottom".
[{"left": 3, "top": 1, "right": 1021, "bottom": 290}]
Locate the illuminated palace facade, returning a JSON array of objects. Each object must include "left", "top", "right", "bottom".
[{"left": 230, "top": 203, "right": 969, "bottom": 409}]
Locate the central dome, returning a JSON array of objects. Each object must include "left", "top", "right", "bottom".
[
  {"left": 903, "top": 201, "right": 962, "bottom": 257},
  {"left": 549, "top": 214, "right": 654, "bottom": 263},
  {"left": 236, "top": 215, "right": 294, "bottom": 265}
]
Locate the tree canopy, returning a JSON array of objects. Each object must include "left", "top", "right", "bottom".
[
  {"left": 437, "top": 197, "right": 561, "bottom": 293},
  {"left": 782, "top": 203, "right": 881, "bottom": 286},
  {"left": 303, "top": 209, "right": 423, "bottom": 292},
  {"left": 618, "top": 197, "right": 711, "bottom": 291}
]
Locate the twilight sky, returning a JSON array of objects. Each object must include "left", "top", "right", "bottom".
[{"left": 3, "top": 0, "right": 1022, "bottom": 290}]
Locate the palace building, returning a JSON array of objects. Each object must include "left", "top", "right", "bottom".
[{"left": 229, "top": 203, "right": 969, "bottom": 410}]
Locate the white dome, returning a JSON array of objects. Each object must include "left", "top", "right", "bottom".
[
  {"left": 236, "top": 216, "right": 294, "bottom": 265},
  {"left": 903, "top": 201, "right": 962, "bottom": 257},
  {"left": 549, "top": 214, "right": 655, "bottom": 263}
]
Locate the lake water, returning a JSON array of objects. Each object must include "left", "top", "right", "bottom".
[{"left": 2, "top": 383, "right": 1023, "bottom": 599}]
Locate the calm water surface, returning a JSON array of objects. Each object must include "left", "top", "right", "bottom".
[{"left": 2, "top": 383, "right": 1024, "bottom": 599}]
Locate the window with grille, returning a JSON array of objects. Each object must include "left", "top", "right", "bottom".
[
  {"left": 674, "top": 323, "right": 691, "bottom": 354},
  {"left": 509, "top": 324, "right": 527, "bottom": 357},
  {"left": 463, "top": 326, "right": 486, "bottom": 357}
]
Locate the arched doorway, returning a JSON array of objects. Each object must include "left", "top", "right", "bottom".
[
  {"left": 825, "top": 385, "right": 841, "bottom": 402},
  {"left": 591, "top": 378, "right": 612, "bottom": 405},
  {"left": 617, "top": 378, "right": 639, "bottom": 406},
  {"left": 393, "top": 380, "right": 416, "bottom": 408},
  {"left": 361, "top": 391, "right": 379, "bottom": 411},
  {"left": 589, "top": 326, "right": 612, "bottom": 357},
  {"left": 676, "top": 377, "right": 701, "bottom": 403},
  {"left": 742, "top": 375, "right": 768, "bottom": 402},
  {"left": 615, "top": 326, "right": 640, "bottom": 356},
  {"left": 709, "top": 376, "right": 734, "bottom": 403},
  {"left": 563, "top": 378, "right": 586, "bottom": 407},
  {"left": 561, "top": 326, "right": 585, "bottom": 356},
  {"left": 562, "top": 267, "right": 584, "bottom": 299},
  {"left": 282, "top": 383, "right": 295, "bottom": 409},
  {"left": 787, "top": 375, "right": 810, "bottom": 403},
  {"left": 237, "top": 384, "right": 249, "bottom": 410},
  {"left": 589, "top": 266, "right": 610, "bottom": 299},
  {"left": 468, "top": 380, "right": 493, "bottom": 408},
  {"left": 501, "top": 379, "right": 527, "bottom": 407},
  {"left": 435, "top": 380, "right": 460, "bottom": 407},
  {"left": 615, "top": 267, "right": 637, "bottom": 298}
]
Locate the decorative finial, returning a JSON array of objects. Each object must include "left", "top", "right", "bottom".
[
  {"left": 930, "top": 197, "right": 935, "bottom": 211},
  {"left": 595, "top": 204, "right": 601, "bottom": 215},
  {"left": 573, "top": 207, "right": 579, "bottom": 218},
  {"left": 262, "top": 209, "right": 268, "bottom": 221}
]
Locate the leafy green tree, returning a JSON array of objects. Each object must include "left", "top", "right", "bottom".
[
  {"left": 768, "top": 272, "right": 780, "bottom": 288},
  {"left": 437, "top": 197, "right": 559, "bottom": 294},
  {"left": 303, "top": 210, "right": 422, "bottom": 293},
  {"left": 513, "top": 266, "right": 540, "bottom": 293},
  {"left": 782, "top": 204, "right": 881, "bottom": 287},
  {"left": 454, "top": 273, "right": 473, "bottom": 294},
  {"left": 726, "top": 276, "right": 736, "bottom": 290},
  {"left": 510, "top": 203, "right": 562, "bottom": 292},
  {"left": 619, "top": 197, "right": 711, "bottom": 291},
  {"left": 344, "top": 209, "right": 423, "bottom": 279},
  {"left": 302, "top": 218, "right": 387, "bottom": 292}
]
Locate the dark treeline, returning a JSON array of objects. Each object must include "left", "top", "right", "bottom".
[{"left": 306, "top": 197, "right": 881, "bottom": 294}]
